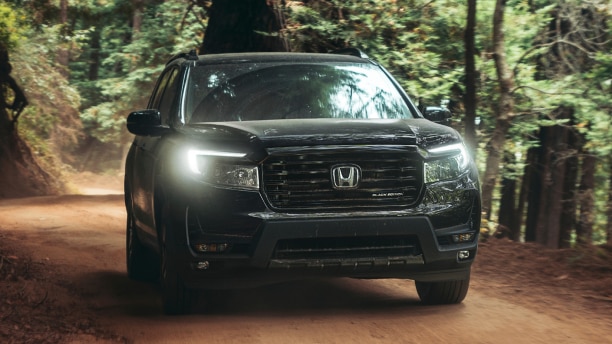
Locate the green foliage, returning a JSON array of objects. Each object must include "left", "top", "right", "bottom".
[
  {"left": 74, "top": 0, "right": 202, "bottom": 145},
  {"left": 479, "top": 0, "right": 612, "bottom": 244},
  {"left": 287, "top": 0, "right": 466, "bottom": 104},
  {"left": 583, "top": 52, "right": 612, "bottom": 156},
  {"left": 0, "top": 1, "right": 27, "bottom": 49},
  {"left": 2, "top": 22, "right": 82, "bottom": 177},
  {"left": 477, "top": 0, "right": 610, "bottom": 150},
  {"left": 80, "top": 102, "right": 124, "bottom": 143},
  {"left": 12, "top": 24, "right": 82, "bottom": 148}
]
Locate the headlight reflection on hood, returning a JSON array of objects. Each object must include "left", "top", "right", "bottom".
[
  {"left": 187, "top": 149, "right": 259, "bottom": 190},
  {"left": 424, "top": 143, "right": 470, "bottom": 184}
]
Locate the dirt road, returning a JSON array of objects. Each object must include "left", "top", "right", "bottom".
[{"left": 1, "top": 190, "right": 611, "bottom": 343}]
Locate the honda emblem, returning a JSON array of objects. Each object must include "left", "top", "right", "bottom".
[{"left": 331, "top": 165, "right": 361, "bottom": 189}]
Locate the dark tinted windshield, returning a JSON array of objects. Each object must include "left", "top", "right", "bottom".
[{"left": 185, "top": 63, "right": 416, "bottom": 123}]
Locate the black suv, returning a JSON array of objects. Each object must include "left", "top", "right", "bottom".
[{"left": 124, "top": 50, "right": 481, "bottom": 314}]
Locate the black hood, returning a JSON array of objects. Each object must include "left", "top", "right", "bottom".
[{"left": 182, "top": 118, "right": 460, "bottom": 149}]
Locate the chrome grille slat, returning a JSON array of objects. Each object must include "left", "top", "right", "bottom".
[{"left": 262, "top": 146, "right": 423, "bottom": 210}]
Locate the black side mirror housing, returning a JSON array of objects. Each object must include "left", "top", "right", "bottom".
[
  {"left": 423, "top": 106, "right": 452, "bottom": 126},
  {"left": 127, "top": 110, "right": 170, "bottom": 136}
]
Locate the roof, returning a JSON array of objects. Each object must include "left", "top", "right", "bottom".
[{"left": 166, "top": 49, "right": 373, "bottom": 67}]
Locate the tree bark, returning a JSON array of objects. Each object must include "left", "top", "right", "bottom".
[
  {"left": 521, "top": 147, "right": 538, "bottom": 242},
  {"left": 540, "top": 126, "right": 567, "bottom": 249},
  {"left": 607, "top": 157, "right": 612, "bottom": 246},
  {"left": 481, "top": 0, "right": 516, "bottom": 220},
  {"left": 463, "top": 0, "right": 478, "bottom": 157},
  {"left": 533, "top": 107, "right": 576, "bottom": 249},
  {"left": 200, "top": 0, "right": 290, "bottom": 54},
  {"left": 132, "top": 0, "right": 144, "bottom": 34},
  {"left": 497, "top": 151, "right": 519, "bottom": 240},
  {"left": 57, "top": 0, "right": 70, "bottom": 78},
  {"left": 534, "top": 126, "right": 553, "bottom": 247},
  {"left": 560, "top": 122, "right": 578, "bottom": 248},
  {"left": 88, "top": 28, "right": 101, "bottom": 81},
  {"left": 576, "top": 148, "right": 595, "bottom": 245}
]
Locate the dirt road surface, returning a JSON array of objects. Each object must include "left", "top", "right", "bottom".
[{"left": 1, "top": 181, "right": 611, "bottom": 343}]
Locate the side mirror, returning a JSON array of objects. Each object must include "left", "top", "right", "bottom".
[
  {"left": 126, "top": 109, "right": 170, "bottom": 136},
  {"left": 423, "top": 106, "right": 452, "bottom": 126}
]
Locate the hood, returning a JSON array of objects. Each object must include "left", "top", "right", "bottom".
[{"left": 182, "top": 118, "right": 461, "bottom": 149}]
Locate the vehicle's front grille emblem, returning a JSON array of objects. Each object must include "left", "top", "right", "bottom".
[{"left": 331, "top": 165, "right": 361, "bottom": 189}]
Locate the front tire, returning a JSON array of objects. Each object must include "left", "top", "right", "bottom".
[
  {"left": 415, "top": 275, "right": 470, "bottom": 305},
  {"left": 160, "top": 205, "right": 197, "bottom": 315},
  {"left": 126, "top": 212, "right": 158, "bottom": 281}
]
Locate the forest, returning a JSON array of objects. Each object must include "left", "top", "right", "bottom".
[{"left": 0, "top": 0, "right": 610, "bottom": 248}]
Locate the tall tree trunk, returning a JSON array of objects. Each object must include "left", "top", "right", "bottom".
[
  {"left": 521, "top": 147, "right": 539, "bottom": 242},
  {"left": 88, "top": 28, "right": 101, "bottom": 81},
  {"left": 607, "top": 157, "right": 612, "bottom": 246},
  {"left": 576, "top": 148, "right": 596, "bottom": 245},
  {"left": 541, "top": 127, "right": 567, "bottom": 249},
  {"left": 120, "top": 0, "right": 145, "bottom": 173},
  {"left": 132, "top": 0, "right": 144, "bottom": 34},
  {"left": 481, "top": 0, "right": 516, "bottom": 220},
  {"left": 497, "top": 151, "right": 518, "bottom": 240},
  {"left": 463, "top": 0, "right": 478, "bottom": 157},
  {"left": 560, "top": 122, "right": 578, "bottom": 248},
  {"left": 200, "top": 0, "right": 289, "bottom": 54},
  {"left": 57, "top": 0, "right": 70, "bottom": 78},
  {"left": 534, "top": 126, "right": 552, "bottom": 246},
  {"left": 534, "top": 107, "right": 576, "bottom": 249}
]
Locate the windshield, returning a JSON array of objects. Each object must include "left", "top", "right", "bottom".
[{"left": 184, "top": 63, "right": 417, "bottom": 123}]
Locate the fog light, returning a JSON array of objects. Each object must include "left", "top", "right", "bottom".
[
  {"left": 193, "top": 243, "right": 229, "bottom": 253},
  {"left": 452, "top": 233, "right": 474, "bottom": 243},
  {"left": 193, "top": 243, "right": 208, "bottom": 252},
  {"left": 196, "top": 261, "right": 210, "bottom": 270},
  {"left": 458, "top": 250, "right": 470, "bottom": 260}
]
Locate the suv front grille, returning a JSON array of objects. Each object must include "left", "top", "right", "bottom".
[{"left": 262, "top": 146, "right": 423, "bottom": 210}]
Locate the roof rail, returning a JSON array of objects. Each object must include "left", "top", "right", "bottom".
[
  {"left": 166, "top": 49, "right": 198, "bottom": 65},
  {"left": 330, "top": 48, "right": 369, "bottom": 59}
]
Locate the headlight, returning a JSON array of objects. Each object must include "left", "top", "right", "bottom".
[
  {"left": 187, "top": 149, "right": 259, "bottom": 190},
  {"left": 424, "top": 143, "right": 470, "bottom": 183}
]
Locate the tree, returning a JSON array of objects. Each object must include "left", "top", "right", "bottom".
[
  {"left": 73, "top": 0, "right": 202, "bottom": 171},
  {"left": 497, "top": 151, "right": 519, "bottom": 240},
  {"left": 481, "top": 0, "right": 516, "bottom": 220},
  {"left": 287, "top": 0, "right": 468, "bottom": 115},
  {"left": 576, "top": 142, "right": 596, "bottom": 245},
  {"left": 463, "top": 0, "right": 477, "bottom": 156},
  {"left": 531, "top": 1, "right": 609, "bottom": 245},
  {"left": 482, "top": 0, "right": 611, "bottom": 247},
  {"left": 200, "top": 0, "right": 289, "bottom": 53},
  {"left": 57, "top": 0, "right": 70, "bottom": 78},
  {"left": 608, "top": 161, "right": 612, "bottom": 245}
]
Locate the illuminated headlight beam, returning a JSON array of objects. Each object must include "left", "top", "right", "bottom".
[
  {"left": 424, "top": 143, "right": 471, "bottom": 184},
  {"left": 186, "top": 149, "right": 259, "bottom": 190},
  {"left": 187, "top": 149, "right": 246, "bottom": 174}
]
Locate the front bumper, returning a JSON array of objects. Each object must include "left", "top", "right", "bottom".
[{"left": 164, "top": 181, "right": 479, "bottom": 289}]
